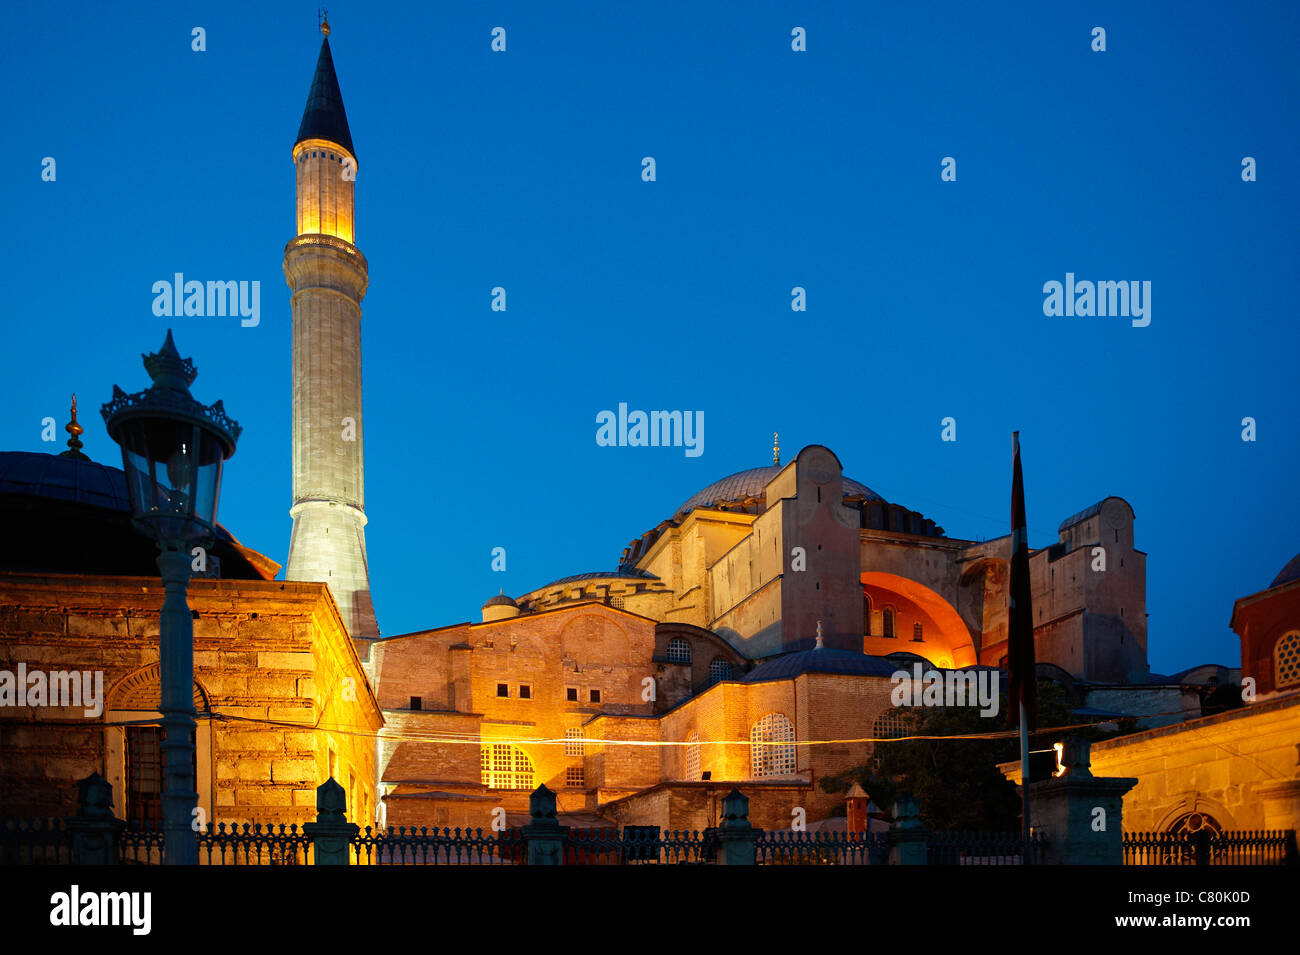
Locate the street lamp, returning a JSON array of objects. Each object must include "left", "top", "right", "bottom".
[{"left": 101, "top": 330, "right": 240, "bottom": 864}]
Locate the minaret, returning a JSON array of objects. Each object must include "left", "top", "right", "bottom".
[{"left": 284, "top": 17, "right": 379, "bottom": 640}]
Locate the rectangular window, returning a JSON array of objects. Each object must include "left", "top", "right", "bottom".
[
  {"left": 566, "top": 687, "right": 578, "bottom": 702},
  {"left": 519, "top": 684, "right": 532, "bottom": 699},
  {"left": 564, "top": 728, "right": 584, "bottom": 757},
  {"left": 589, "top": 689, "right": 601, "bottom": 703},
  {"left": 410, "top": 696, "right": 421, "bottom": 710},
  {"left": 125, "top": 726, "right": 164, "bottom": 827},
  {"left": 565, "top": 766, "right": 585, "bottom": 788},
  {"left": 497, "top": 683, "right": 509, "bottom": 698}
]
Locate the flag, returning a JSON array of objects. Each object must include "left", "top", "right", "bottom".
[{"left": 1008, "top": 431, "right": 1037, "bottom": 731}]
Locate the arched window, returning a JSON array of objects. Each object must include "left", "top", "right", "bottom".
[
  {"left": 564, "top": 727, "right": 584, "bottom": 757},
  {"left": 684, "top": 731, "right": 701, "bottom": 781},
  {"left": 1275, "top": 632, "right": 1300, "bottom": 689},
  {"left": 480, "top": 743, "right": 534, "bottom": 790},
  {"left": 913, "top": 622, "right": 923, "bottom": 642},
  {"left": 666, "top": 637, "right": 692, "bottom": 664},
  {"left": 863, "top": 594, "right": 872, "bottom": 636},
  {"left": 872, "top": 710, "right": 912, "bottom": 740},
  {"left": 883, "top": 607, "right": 896, "bottom": 638},
  {"left": 1167, "top": 811, "right": 1222, "bottom": 836},
  {"left": 750, "top": 713, "right": 796, "bottom": 778},
  {"left": 708, "top": 657, "right": 732, "bottom": 685}
]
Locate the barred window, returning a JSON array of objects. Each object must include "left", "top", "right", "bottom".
[
  {"left": 564, "top": 727, "right": 584, "bottom": 757},
  {"left": 872, "top": 710, "right": 912, "bottom": 740},
  {"left": 610, "top": 596, "right": 625, "bottom": 610},
  {"left": 883, "top": 608, "right": 896, "bottom": 638},
  {"left": 864, "top": 594, "right": 872, "bottom": 635},
  {"left": 667, "top": 637, "right": 692, "bottom": 664},
  {"left": 750, "top": 713, "right": 796, "bottom": 778},
  {"left": 708, "top": 657, "right": 731, "bottom": 685},
  {"left": 913, "top": 622, "right": 923, "bottom": 642},
  {"left": 684, "top": 731, "right": 701, "bottom": 781},
  {"left": 480, "top": 743, "right": 534, "bottom": 790},
  {"left": 1276, "top": 632, "right": 1300, "bottom": 688},
  {"left": 565, "top": 766, "right": 585, "bottom": 788}
]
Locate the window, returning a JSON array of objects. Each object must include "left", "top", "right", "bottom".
[
  {"left": 750, "top": 713, "right": 796, "bottom": 778},
  {"left": 519, "top": 684, "right": 532, "bottom": 700},
  {"left": 565, "top": 766, "right": 585, "bottom": 788},
  {"left": 589, "top": 689, "right": 601, "bottom": 703},
  {"left": 125, "top": 726, "right": 164, "bottom": 827},
  {"left": 684, "top": 731, "right": 701, "bottom": 781},
  {"left": 564, "top": 728, "right": 584, "bottom": 757},
  {"left": 883, "top": 608, "right": 896, "bottom": 638},
  {"left": 497, "top": 683, "right": 509, "bottom": 698},
  {"left": 708, "top": 658, "right": 731, "bottom": 685},
  {"left": 480, "top": 743, "right": 534, "bottom": 790},
  {"left": 872, "top": 710, "right": 912, "bottom": 740},
  {"left": 666, "top": 637, "right": 692, "bottom": 664},
  {"left": 566, "top": 687, "right": 578, "bottom": 702},
  {"left": 1276, "top": 632, "right": 1300, "bottom": 688},
  {"left": 912, "top": 622, "right": 923, "bottom": 642},
  {"left": 410, "top": 696, "right": 421, "bottom": 710},
  {"left": 864, "top": 594, "right": 872, "bottom": 635}
]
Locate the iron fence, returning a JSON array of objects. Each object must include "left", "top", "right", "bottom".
[
  {"left": 564, "top": 826, "right": 716, "bottom": 865},
  {"left": 927, "top": 830, "right": 1047, "bottom": 865},
  {"left": 756, "top": 830, "right": 888, "bottom": 865},
  {"left": 0, "top": 818, "right": 75, "bottom": 865},
  {"left": 1123, "top": 829, "right": 1297, "bottom": 866},
  {"left": 350, "top": 826, "right": 522, "bottom": 865}
]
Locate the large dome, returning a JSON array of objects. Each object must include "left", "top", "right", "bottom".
[{"left": 675, "top": 465, "right": 879, "bottom": 519}]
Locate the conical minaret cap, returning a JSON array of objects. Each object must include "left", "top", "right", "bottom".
[{"left": 295, "top": 33, "right": 355, "bottom": 158}]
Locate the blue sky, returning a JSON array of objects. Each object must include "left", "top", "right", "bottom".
[{"left": 4, "top": 1, "right": 1297, "bottom": 676}]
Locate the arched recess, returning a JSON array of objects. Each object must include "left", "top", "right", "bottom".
[
  {"left": 104, "top": 664, "right": 213, "bottom": 827},
  {"left": 860, "top": 571, "right": 977, "bottom": 667}
]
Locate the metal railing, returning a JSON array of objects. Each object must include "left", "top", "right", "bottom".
[
  {"left": 350, "top": 826, "right": 522, "bottom": 865},
  {"left": 756, "top": 830, "right": 888, "bottom": 865},
  {"left": 927, "top": 830, "right": 1048, "bottom": 865},
  {"left": 1123, "top": 829, "right": 1297, "bottom": 866}
]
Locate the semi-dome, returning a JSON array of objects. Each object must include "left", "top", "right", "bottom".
[{"left": 675, "top": 466, "right": 879, "bottom": 519}]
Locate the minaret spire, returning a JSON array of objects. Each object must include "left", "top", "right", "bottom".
[
  {"left": 285, "top": 27, "right": 378, "bottom": 642},
  {"left": 773, "top": 432, "right": 780, "bottom": 466},
  {"left": 58, "top": 395, "right": 89, "bottom": 461}
]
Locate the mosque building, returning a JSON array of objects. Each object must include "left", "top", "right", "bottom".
[{"left": 4, "top": 22, "right": 1294, "bottom": 843}]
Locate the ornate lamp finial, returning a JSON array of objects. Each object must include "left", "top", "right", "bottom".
[
  {"left": 320, "top": 9, "right": 330, "bottom": 37},
  {"left": 59, "top": 394, "right": 89, "bottom": 460},
  {"left": 773, "top": 432, "right": 780, "bottom": 466}
]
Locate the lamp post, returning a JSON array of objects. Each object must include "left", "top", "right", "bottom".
[{"left": 101, "top": 330, "right": 240, "bottom": 865}]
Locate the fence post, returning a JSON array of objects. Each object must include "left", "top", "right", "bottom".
[
  {"left": 304, "top": 778, "right": 358, "bottom": 865},
  {"left": 66, "top": 773, "right": 124, "bottom": 865},
  {"left": 887, "top": 793, "right": 928, "bottom": 864},
  {"left": 521, "top": 784, "right": 566, "bottom": 864},
  {"left": 715, "top": 788, "right": 761, "bottom": 865},
  {"left": 1027, "top": 735, "right": 1137, "bottom": 865}
]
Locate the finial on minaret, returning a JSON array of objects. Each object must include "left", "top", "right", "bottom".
[
  {"left": 59, "top": 394, "right": 89, "bottom": 460},
  {"left": 319, "top": 9, "right": 330, "bottom": 37},
  {"left": 773, "top": 432, "right": 780, "bottom": 466},
  {"left": 815, "top": 620, "right": 824, "bottom": 649}
]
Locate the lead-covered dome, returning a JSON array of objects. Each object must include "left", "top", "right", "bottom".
[{"left": 675, "top": 465, "right": 879, "bottom": 519}]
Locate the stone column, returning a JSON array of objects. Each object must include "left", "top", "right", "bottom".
[
  {"left": 304, "top": 778, "right": 359, "bottom": 865},
  {"left": 1027, "top": 735, "right": 1137, "bottom": 865},
  {"left": 715, "top": 788, "right": 761, "bottom": 865},
  {"left": 887, "top": 793, "right": 928, "bottom": 864},
  {"left": 67, "top": 773, "right": 125, "bottom": 865},
  {"left": 521, "top": 785, "right": 567, "bottom": 865}
]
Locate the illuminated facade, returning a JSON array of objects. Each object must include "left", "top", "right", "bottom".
[{"left": 371, "top": 444, "right": 1163, "bottom": 831}]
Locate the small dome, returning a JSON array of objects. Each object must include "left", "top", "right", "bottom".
[
  {"left": 1271, "top": 553, "right": 1300, "bottom": 589},
  {"left": 482, "top": 593, "right": 517, "bottom": 609}
]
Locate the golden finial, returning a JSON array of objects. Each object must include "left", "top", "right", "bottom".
[
  {"left": 60, "top": 394, "right": 89, "bottom": 460},
  {"left": 773, "top": 432, "right": 780, "bottom": 466},
  {"left": 320, "top": 9, "right": 330, "bottom": 37}
]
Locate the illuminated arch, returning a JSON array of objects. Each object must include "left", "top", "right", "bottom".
[
  {"left": 860, "top": 571, "right": 976, "bottom": 667},
  {"left": 750, "top": 713, "right": 796, "bottom": 778},
  {"left": 480, "top": 743, "right": 535, "bottom": 790}
]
